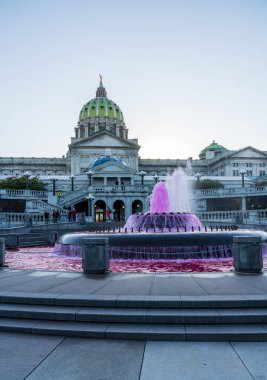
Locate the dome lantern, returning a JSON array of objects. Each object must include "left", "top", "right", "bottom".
[{"left": 96, "top": 74, "right": 107, "bottom": 98}]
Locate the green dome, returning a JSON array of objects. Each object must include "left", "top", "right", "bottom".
[
  {"left": 79, "top": 97, "right": 124, "bottom": 122},
  {"left": 199, "top": 140, "right": 227, "bottom": 160}
]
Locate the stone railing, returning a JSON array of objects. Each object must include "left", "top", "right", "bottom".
[
  {"left": 192, "top": 186, "right": 267, "bottom": 198},
  {"left": 32, "top": 200, "right": 68, "bottom": 215},
  {"left": 0, "top": 212, "right": 68, "bottom": 227},
  {"left": 58, "top": 186, "right": 89, "bottom": 204},
  {"left": 0, "top": 189, "right": 48, "bottom": 199},
  {"left": 58, "top": 185, "right": 149, "bottom": 206},
  {"left": 196, "top": 209, "right": 267, "bottom": 224}
]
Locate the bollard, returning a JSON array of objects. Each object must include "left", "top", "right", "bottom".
[
  {"left": 233, "top": 236, "right": 263, "bottom": 274},
  {"left": 8, "top": 234, "right": 18, "bottom": 248},
  {"left": 82, "top": 238, "right": 109, "bottom": 274},
  {"left": 48, "top": 231, "right": 58, "bottom": 244},
  {"left": 0, "top": 238, "right": 5, "bottom": 266}
]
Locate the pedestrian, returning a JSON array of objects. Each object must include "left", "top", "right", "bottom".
[
  {"left": 57, "top": 209, "right": 61, "bottom": 223},
  {"left": 44, "top": 210, "right": 50, "bottom": 224},
  {"left": 106, "top": 207, "right": 111, "bottom": 221},
  {"left": 52, "top": 209, "right": 58, "bottom": 223},
  {"left": 68, "top": 209, "right": 72, "bottom": 223},
  {"left": 71, "top": 208, "right": 77, "bottom": 222}
]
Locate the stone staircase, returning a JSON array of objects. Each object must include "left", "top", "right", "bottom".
[{"left": 1, "top": 293, "right": 267, "bottom": 341}]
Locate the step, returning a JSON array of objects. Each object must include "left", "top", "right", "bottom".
[
  {"left": 0, "top": 317, "right": 267, "bottom": 341},
  {"left": 1, "top": 292, "right": 267, "bottom": 309},
  {"left": 1, "top": 303, "right": 267, "bottom": 324}
]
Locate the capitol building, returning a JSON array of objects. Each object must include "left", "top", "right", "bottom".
[{"left": 0, "top": 78, "right": 267, "bottom": 227}]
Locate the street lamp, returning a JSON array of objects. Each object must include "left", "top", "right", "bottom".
[
  {"left": 138, "top": 171, "right": 146, "bottom": 186},
  {"left": 69, "top": 175, "right": 76, "bottom": 191},
  {"left": 49, "top": 176, "right": 57, "bottom": 196},
  {"left": 153, "top": 174, "right": 160, "bottom": 184},
  {"left": 239, "top": 170, "right": 246, "bottom": 188},
  {"left": 194, "top": 173, "right": 202, "bottom": 189},
  {"left": 23, "top": 172, "right": 31, "bottom": 190},
  {"left": 86, "top": 194, "right": 95, "bottom": 222},
  {"left": 86, "top": 170, "right": 94, "bottom": 186}
]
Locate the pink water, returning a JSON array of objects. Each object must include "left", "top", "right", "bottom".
[{"left": 5, "top": 245, "right": 267, "bottom": 273}]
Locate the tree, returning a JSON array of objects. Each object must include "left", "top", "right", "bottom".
[
  {"left": 194, "top": 179, "right": 224, "bottom": 190},
  {"left": 0, "top": 176, "right": 45, "bottom": 191}
]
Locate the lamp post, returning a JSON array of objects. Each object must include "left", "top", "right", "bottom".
[
  {"left": 69, "top": 175, "right": 76, "bottom": 191},
  {"left": 138, "top": 171, "right": 146, "bottom": 186},
  {"left": 239, "top": 170, "right": 246, "bottom": 188},
  {"left": 86, "top": 170, "right": 94, "bottom": 186},
  {"left": 153, "top": 174, "right": 159, "bottom": 184},
  {"left": 86, "top": 194, "right": 95, "bottom": 222},
  {"left": 195, "top": 172, "right": 202, "bottom": 188},
  {"left": 24, "top": 172, "right": 31, "bottom": 190},
  {"left": 50, "top": 177, "right": 57, "bottom": 196}
]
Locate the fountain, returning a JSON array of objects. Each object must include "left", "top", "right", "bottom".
[
  {"left": 54, "top": 167, "right": 267, "bottom": 262},
  {"left": 124, "top": 168, "right": 202, "bottom": 231}
]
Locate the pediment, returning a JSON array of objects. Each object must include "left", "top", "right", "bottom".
[
  {"left": 92, "top": 161, "right": 136, "bottom": 174},
  {"left": 229, "top": 146, "right": 267, "bottom": 159},
  {"left": 70, "top": 131, "right": 140, "bottom": 150}
]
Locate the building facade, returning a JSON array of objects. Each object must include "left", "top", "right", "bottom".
[{"left": 0, "top": 78, "right": 266, "bottom": 225}]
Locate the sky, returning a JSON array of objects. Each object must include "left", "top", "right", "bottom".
[{"left": 0, "top": 0, "right": 267, "bottom": 160}]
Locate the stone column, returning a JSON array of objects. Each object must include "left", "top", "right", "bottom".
[
  {"left": 0, "top": 238, "right": 5, "bottom": 266},
  {"left": 233, "top": 235, "right": 263, "bottom": 274},
  {"left": 82, "top": 238, "right": 109, "bottom": 274}
]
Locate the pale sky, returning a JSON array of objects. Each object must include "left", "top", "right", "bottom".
[{"left": 0, "top": 0, "right": 267, "bottom": 160}]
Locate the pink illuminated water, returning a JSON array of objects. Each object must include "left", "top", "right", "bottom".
[
  {"left": 4, "top": 246, "right": 267, "bottom": 273},
  {"left": 150, "top": 182, "right": 170, "bottom": 213}
]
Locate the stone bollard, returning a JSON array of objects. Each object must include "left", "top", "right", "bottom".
[
  {"left": 82, "top": 238, "right": 109, "bottom": 274},
  {"left": 0, "top": 238, "right": 5, "bottom": 266},
  {"left": 7, "top": 234, "right": 18, "bottom": 248},
  {"left": 48, "top": 231, "right": 58, "bottom": 244},
  {"left": 233, "top": 236, "right": 263, "bottom": 274}
]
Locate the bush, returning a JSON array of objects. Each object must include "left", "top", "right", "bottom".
[
  {"left": 0, "top": 176, "right": 45, "bottom": 191},
  {"left": 194, "top": 179, "right": 224, "bottom": 190}
]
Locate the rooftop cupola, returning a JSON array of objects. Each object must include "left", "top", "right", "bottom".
[{"left": 96, "top": 74, "right": 107, "bottom": 98}]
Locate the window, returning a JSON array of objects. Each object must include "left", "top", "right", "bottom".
[
  {"left": 260, "top": 170, "right": 265, "bottom": 176},
  {"left": 246, "top": 163, "right": 252, "bottom": 167},
  {"left": 233, "top": 163, "right": 239, "bottom": 167},
  {"left": 246, "top": 170, "right": 252, "bottom": 176}
]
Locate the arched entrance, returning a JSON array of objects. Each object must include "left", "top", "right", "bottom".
[
  {"left": 94, "top": 200, "right": 106, "bottom": 222},
  {"left": 113, "top": 200, "right": 125, "bottom": 222},
  {"left": 132, "top": 200, "right": 143, "bottom": 214}
]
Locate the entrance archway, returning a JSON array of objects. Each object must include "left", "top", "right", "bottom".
[
  {"left": 132, "top": 200, "right": 143, "bottom": 214},
  {"left": 113, "top": 200, "right": 125, "bottom": 222},
  {"left": 94, "top": 200, "right": 106, "bottom": 222}
]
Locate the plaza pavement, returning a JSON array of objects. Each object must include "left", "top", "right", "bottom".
[{"left": 1, "top": 268, "right": 267, "bottom": 379}]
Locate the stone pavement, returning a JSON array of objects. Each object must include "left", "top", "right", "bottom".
[
  {"left": 1, "top": 268, "right": 267, "bottom": 379},
  {"left": 1, "top": 332, "right": 267, "bottom": 379}
]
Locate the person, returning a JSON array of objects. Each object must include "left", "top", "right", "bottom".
[
  {"left": 52, "top": 209, "right": 58, "bottom": 223},
  {"left": 44, "top": 210, "right": 50, "bottom": 224},
  {"left": 57, "top": 209, "right": 61, "bottom": 223},
  {"left": 106, "top": 207, "right": 111, "bottom": 221},
  {"left": 71, "top": 208, "right": 77, "bottom": 222},
  {"left": 68, "top": 209, "right": 72, "bottom": 223}
]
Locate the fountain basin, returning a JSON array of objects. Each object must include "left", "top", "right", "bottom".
[{"left": 54, "top": 230, "right": 267, "bottom": 260}]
